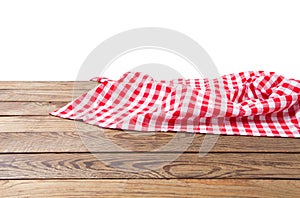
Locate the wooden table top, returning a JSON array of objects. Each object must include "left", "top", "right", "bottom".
[{"left": 0, "top": 81, "right": 299, "bottom": 197}]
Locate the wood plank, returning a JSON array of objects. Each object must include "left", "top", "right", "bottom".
[
  {"left": 1, "top": 179, "right": 299, "bottom": 198},
  {"left": 0, "top": 81, "right": 96, "bottom": 101},
  {"left": 0, "top": 116, "right": 76, "bottom": 132},
  {"left": 0, "top": 89, "right": 89, "bottom": 102},
  {"left": 0, "top": 153, "right": 299, "bottom": 179},
  {"left": 0, "top": 102, "right": 67, "bottom": 115},
  {"left": 0, "top": 116, "right": 299, "bottom": 153},
  {"left": 0, "top": 81, "right": 97, "bottom": 90},
  {"left": 1, "top": 131, "right": 300, "bottom": 153}
]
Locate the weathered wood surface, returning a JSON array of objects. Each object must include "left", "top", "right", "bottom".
[
  {"left": 0, "top": 81, "right": 96, "bottom": 90},
  {"left": 1, "top": 179, "right": 299, "bottom": 198},
  {"left": 0, "top": 89, "right": 93, "bottom": 102},
  {"left": 0, "top": 81, "right": 299, "bottom": 197},
  {"left": 2, "top": 131, "right": 300, "bottom": 153},
  {"left": 0, "top": 81, "right": 96, "bottom": 101},
  {"left": 0, "top": 153, "right": 299, "bottom": 179},
  {"left": 0, "top": 101, "right": 67, "bottom": 115},
  {"left": 0, "top": 116, "right": 299, "bottom": 153}
]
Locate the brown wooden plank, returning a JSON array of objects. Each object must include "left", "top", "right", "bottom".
[
  {"left": 0, "top": 81, "right": 97, "bottom": 90},
  {"left": 1, "top": 131, "right": 299, "bottom": 153},
  {"left": 0, "top": 89, "right": 89, "bottom": 102},
  {"left": 0, "top": 102, "right": 67, "bottom": 115},
  {"left": 1, "top": 179, "right": 299, "bottom": 198},
  {"left": 0, "top": 116, "right": 76, "bottom": 132},
  {"left": 0, "top": 153, "right": 299, "bottom": 179},
  {"left": 0, "top": 81, "right": 97, "bottom": 102},
  {"left": 0, "top": 116, "right": 299, "bottom": 153}
]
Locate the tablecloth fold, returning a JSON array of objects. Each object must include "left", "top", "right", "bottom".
[{"left": 50, "top": 71, "right": 300, "bottom": 138}]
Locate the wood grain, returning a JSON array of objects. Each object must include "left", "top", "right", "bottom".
[
  {"left": 0, "top": 116, "right": 76, "bottom": 132},
  {"left": 0, "top": 81, "right": 96, "bottom": 90},
  {"left": 1, "top": 179, "right": 299, "bottom": 198},
  {"left": 0, "top": 89, "right": 89, "bottom": 102},
  {"left": 0, "top": 153, "right": 299, "bottom": 179},
  {"left": 0, "top": 116, "right": 300, "bottom": 153},
  {"left": 0, "top": 102, "right": 67, "bottom": 115},
  {"left": 0, "top": 82, "right": 96, "bottom": 102}
]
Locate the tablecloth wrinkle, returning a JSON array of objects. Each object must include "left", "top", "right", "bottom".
[{"left": 50, "top": 71, "right": 300, "bottom": 138}]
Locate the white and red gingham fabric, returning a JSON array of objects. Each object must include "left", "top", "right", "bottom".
[{"left": 50, "top": 71, "right": 300, "bottom": 138}]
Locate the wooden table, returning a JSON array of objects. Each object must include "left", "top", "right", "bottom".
[{"left": 0, "top": 81, "right": 299, "bottom": 197}]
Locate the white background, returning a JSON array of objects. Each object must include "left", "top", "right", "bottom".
[{"left": 0, "top": 0, "right": 299, "bottom": 80}]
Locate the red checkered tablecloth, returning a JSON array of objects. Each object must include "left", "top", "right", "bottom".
[{"left": 50, "top": 71, "right": 300, "bottom": 138}]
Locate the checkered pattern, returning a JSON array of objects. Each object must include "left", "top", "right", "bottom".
[{"left": 50, "top": 71, "right": 300, "bottom": 138}]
